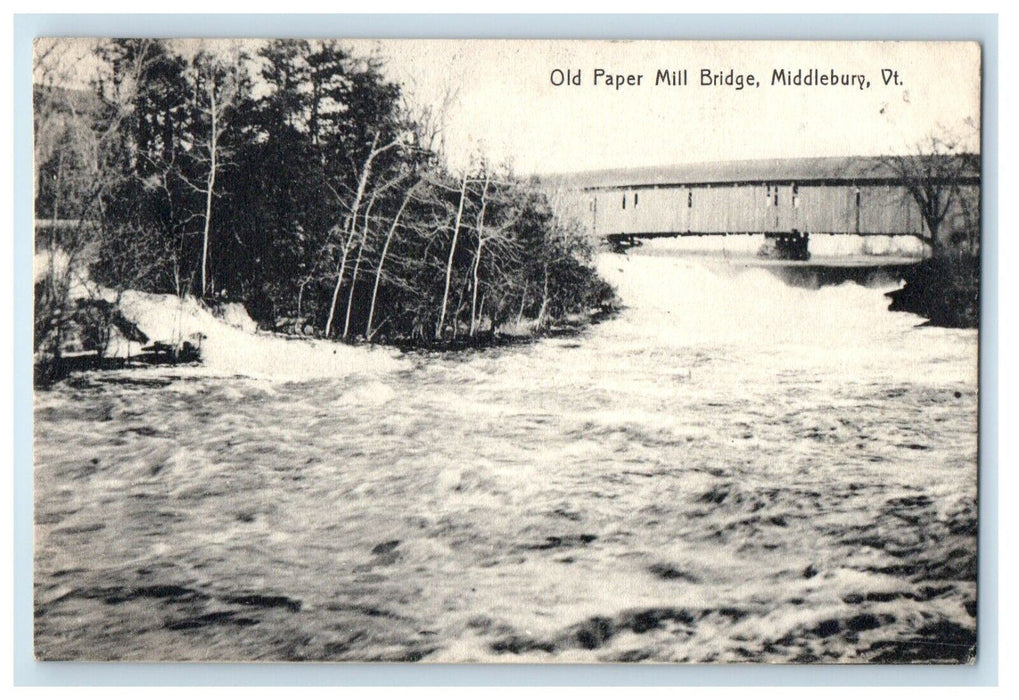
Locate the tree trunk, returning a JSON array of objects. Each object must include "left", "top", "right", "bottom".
[
  {"left": 201, "top": 82, "right": 218, "bottom": 298},
  {"left": 51, "top": 151, "right": 64, "bottom": 226},
  {"left": 469, "top": 175, "right": 490, "bottom": 338},
  {"left": 342, "top": 243, "right": 366, "bottom": 339},
  {"left": 367, "top": 184, "right": 415, "bottom": 341},
  {"left": 325, "top": 133, "right": 380, "bottom": 337},
  {"left": 342, "top": 195, "right": 376, "bottom": 339},
  {"left": 297, "top": 277, "right": 309, "bottom": 318},
  {"left": 477, "top": 293, "right": 487, "bottom": 336},
  {"left": 536, "top": 263, "right": 550, "bottom": 329},
  {"left": 436, "top": 172, "right": 469, "bottom": 340},
  {"left": 325, "top": 221, "right": 360, "bottom": 337},
  {"left": 469, "top": 240, "right": 484, "bottom": 337}
]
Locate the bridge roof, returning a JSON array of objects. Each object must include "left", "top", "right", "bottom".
[{"left": 546, "top": 155, "right": 980, "bottom": 190}]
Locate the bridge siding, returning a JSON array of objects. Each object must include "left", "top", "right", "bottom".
[
  {"left": 553, "top": 163, "right": 978, "bottom": 246},
  {"left": 581, "top": 182, "right": 940, "bottom": 238}
]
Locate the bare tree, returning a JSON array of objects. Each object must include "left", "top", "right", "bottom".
[
  {"left": 468, "top": 171, "right": 491, "bottom": 337},
  {"left": 366, "top": 181, "right": 419, "bottom": 341},
  {"left": 436, "top": 169, "right": 469, "bottom": 340},
  {"left": 399, "top": 74, "right": 459, "bottom": 158},
  {"left": 341, "top": 169, "right": 414, "bottom": 338},
  {"left": 186, "top": 48, "right": 244, "bottom": 297},
  {"left": 33, "top": 39, "right": 156, "bottom": 374},
  {"left": 881, "top": 129, "right": 980, "bottom": 255},
  {"left": 466, "top": 167, "right": 526, "bottom": 338},
  {"left": 324, "top": 130, "right": 404, "bottom": 337}
]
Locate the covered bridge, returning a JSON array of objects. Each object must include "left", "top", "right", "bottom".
[{"left": 551, "top": 156, "right": 980, "bottom": 257}]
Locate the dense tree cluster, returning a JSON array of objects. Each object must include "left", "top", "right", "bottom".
[{"left": 34, "top": 39, "right": 615, "bottom": 377}]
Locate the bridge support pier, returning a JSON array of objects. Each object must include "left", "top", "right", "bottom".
[
  {"left": 607, "top": 234, "right": 643, "bottom": 253},
  {"left": 763, "top": 230, "right": 810, "bottom": 261}
]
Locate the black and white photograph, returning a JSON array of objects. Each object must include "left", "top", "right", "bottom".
[{"left": 32, "top": 38, "right": 981, "bottom": 663}]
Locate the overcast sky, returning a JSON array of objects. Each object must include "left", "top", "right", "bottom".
[
  {"left": 37, "top": 38, "right": 981, "bottom": 176},
  {"left": 361, "top": 40, "right": 981, "bottom": 174}
]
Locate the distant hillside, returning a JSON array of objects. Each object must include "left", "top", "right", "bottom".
[{"left": 34, "top": 83, "right": 103, "bottom": 118}]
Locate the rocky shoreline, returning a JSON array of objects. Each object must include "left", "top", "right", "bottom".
[{"left": 885, "top": 254, "right": 980, "bottom": 329}]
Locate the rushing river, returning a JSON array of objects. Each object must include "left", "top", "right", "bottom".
[{"left": 34, "top": 250, "right": 979, "bottom": 663}]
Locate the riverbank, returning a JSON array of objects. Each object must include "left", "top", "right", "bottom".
[
  {"left": 885, "top": 254, "right": 980, "bottom": 329},
  {"left": 35, "top": 287, "right": 405, "bottom": 385},
  {"left": 38, "top": 243, "right": 981, "bottom": 388},
  {"left": 35, "top": 282, "right": 620, "bottom": 386}
]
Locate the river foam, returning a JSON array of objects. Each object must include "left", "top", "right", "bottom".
[{"left": 34, "top": 249, "right": 979, "bottom": 662}]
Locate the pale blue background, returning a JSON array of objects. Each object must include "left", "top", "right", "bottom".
[{"left": 13, "top": 13, "right": 999, "bottom": 686}]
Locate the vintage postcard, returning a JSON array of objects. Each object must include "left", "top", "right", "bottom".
[{"left": 33, "top": 38, "right": 981, "bottom": 663}]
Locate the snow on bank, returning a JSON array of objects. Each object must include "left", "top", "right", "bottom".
[
  {"left": 36, "top": 248, "right": 402, "bottom": 380},
  {"left": 112, "top": 290, "right": 404, "bottom": 381}
]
